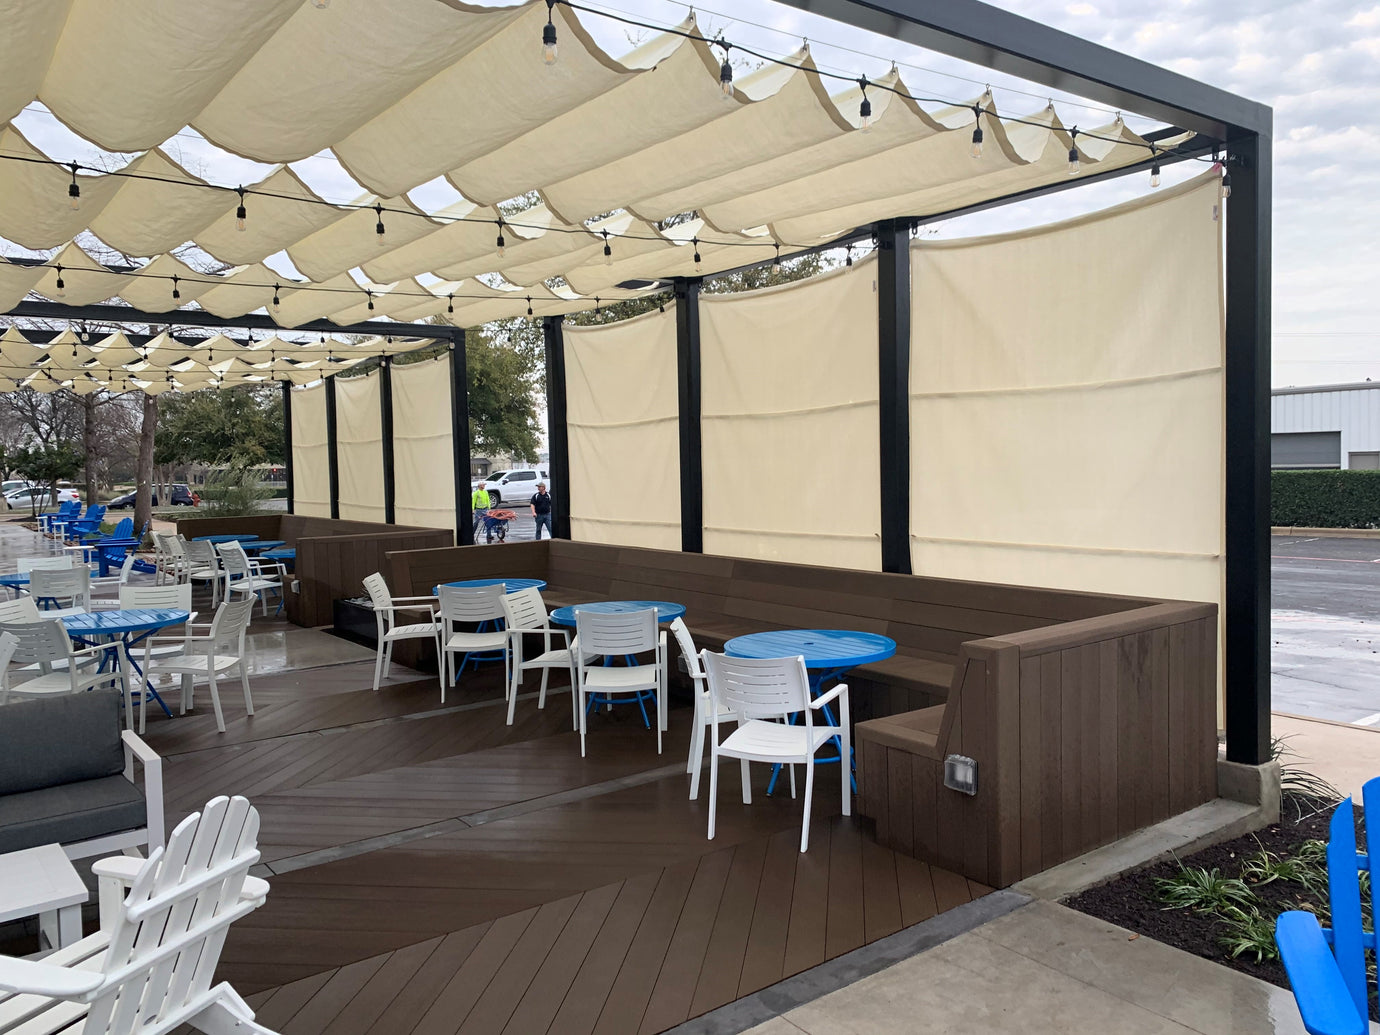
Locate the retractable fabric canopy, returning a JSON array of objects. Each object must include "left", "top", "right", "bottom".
[{"left": 0, "top": 0, "right": 1188, "bottom": 334}]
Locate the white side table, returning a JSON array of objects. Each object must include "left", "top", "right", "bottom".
[{"left": 0, "top": 844, "right": 87, "bottom": 950}]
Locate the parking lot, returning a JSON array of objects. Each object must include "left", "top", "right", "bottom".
[{"left": 1273, "top": 534, "right": 1380, "bottom": 724}]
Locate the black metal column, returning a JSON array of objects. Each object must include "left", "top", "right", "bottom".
[
  {"left": 324, "top": 375, "right": 340, "bottom": 520},
  {"left": 379, "top": 359, "right": 396, "bottom": 525},
  {"left": 1223, "top": 135, "right": 1272, "bottom": 766},
  {"left": 281, "top": 380, "right": 294, "bottom": 515},
  {"left": 544, "top": 317, "right": 572, "bottom": 540},
  {"left": 876, "top": 219, "right": 913, "bottom": 574},
  {"left": 449, "top": 329, "right": 473, "bottom": 546},
  {"left": 675, "top": 279, "right": 703, "bottom": 553}
]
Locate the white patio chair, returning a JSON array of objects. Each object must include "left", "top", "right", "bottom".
[
  {"left": 362, "top": 573, "right": 442, "bottom": 695},
  {"left": 0, "top": 618, "right": 126, "bottom": 713},
  {"left": 17, "top": 555, "right": 74, "bottom": 573},
  {"left": 500, "top": 586, "right": 586, "bottom": 726},
  {"left": 163, "top": 533, "right": 198, "bottom": 586},
  {"left": 438, "top": 584, "right": 509, "bottom": 703},
  {"left": 181, "top": 537, "right": 223, "bottom": 604},
  {"left": 139, "top": 597, "right": 255, "bottom": 734},
  {"left": 574, "top": 607, "right": 666, "bottom": 757},
  {"left": 701, "top": 650, "right": 850, "bottom": 853},
  {"left": 0, "top": 795, "right": 281, "bottom": 1035},
  {"left": 29, "top": 566, "right": 92, "bottom": 617},
  {"left": 89, "top": 553, "right": 138, "bottom": 610},
  {"left": 151, "top": 530, "right": 176, "bottom": 584},
  {"left": 217, "top": 541, "right": 283, "bottom": 616},
  {"left": 0, "top": 596, "right": 41, "bottom": 624},
  {"left": 670, "top": 618, "right": 744, "bottom": 800}
]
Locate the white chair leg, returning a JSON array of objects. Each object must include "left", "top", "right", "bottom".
[
  {"left": 506, "top": 665, "right": 520, "bottom": 725},
  {"left": 741, "top": 759, "right": 752, "bottom": 805},
  {"left": 372, "top": 642, "right": 385, "bottom": 693},
  {"left": 208, "top": 670, "right": 226, "bottom": 733},
  {"left": 841, "top": 726, "right": 852, "bottom": 817},
  {"left": 382, "top": 640, "right": 394, "bottom": 679},
  {"left": 800, "top": 758, "right": 815, "bottom": 853},
  {"left": 568, "top": 662, "right": 578, "bottom": 730},
  {"left": 688, "top": 729, "right": 704, "bottom": 800},
  {"left": 708, "top": 747, "right": 720, "bottom": 841},
  {"left": 434, "top": 634, "right": 444, "bottom": 702},
  {"left": 537, "top": 667, "right": 549, "bottom": 709},
  {"left": 181, "top": 673, "right": 194, "bottom": 713},
  {"left": 655, "top": 691, "right": 662, "bottom": 755},
  {"left": 240, "top": 664, "right": 254, "bottom": 716},
  {"left": 578, "top": 682, "right": 587, "bottom": 757}
]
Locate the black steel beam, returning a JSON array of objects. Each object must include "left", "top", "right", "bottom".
[
  {"left": 379, "top": 359, "right": 396, "bottom": 525},
  {"left": 675, "top": 279, "right": 704, "bottom": 553},
  {"left": 1224, "top": 135, "right": 1272, "bottom": 765},
  {"left": 324, "top": 375, "right": 340, "bottom": 520},
  {"left": 449, "top": 329, "right": 473, "bottom": 546},
  {"left": 281, "top": 380, "right": 294, "bottom": 515},
  {"left": 876, "top": 218, "right": 912, "bottom": 574},
  {"left": 543, "top": 317, "right": 572, "bottom": 540},
  {"left": 771, "top": 0, "right": 1268, "bottom": 138}
]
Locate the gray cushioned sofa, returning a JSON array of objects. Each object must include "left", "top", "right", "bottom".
[{"left": 0, "top": 691, "right": 163, "bottom": 860}]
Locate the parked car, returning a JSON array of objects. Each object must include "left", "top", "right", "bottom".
[
  {"left": 107, "top": 484, "right": 197, "bottom": 508},
  {"left": 477, "top": 468, "right": 549, "bottom": 506},
  {"left": 3, "top": 486, "right": 80, "bottom": 510}
]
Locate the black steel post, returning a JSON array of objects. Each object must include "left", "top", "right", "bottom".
[
  {"left": 324, "top": 376, "right": 340, "bottom": 520},
  {"left": 876, "top": 218, "right": 913, "bottom": 575},
  {"left": 1224, "top": 134, "right": 1272, "bottom": 765},
  {"left": 379, "top": 359, "right": 396, "bottom": 525},
  {"left": 281, "top": 380, "right": 294, "bottom": 514},
  {"left": 449, "top": 329, "right": 473, "bottom": 546},
  {"left": 544, "top": 317, "right": 572, "bottom": 540},
  {"left": 675, "top": 278, "right": 703, "bottom": 553}
]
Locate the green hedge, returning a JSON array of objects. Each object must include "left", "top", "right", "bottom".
[{"left": 1272, "top": 470, "right": 1380, "bottom": 528}]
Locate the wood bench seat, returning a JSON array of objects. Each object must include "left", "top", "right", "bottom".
[{"left": 854, "top": 706, "right": 946, "bottom": 756}]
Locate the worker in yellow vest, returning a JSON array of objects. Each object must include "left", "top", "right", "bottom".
[{"left": 471, "top": 484, "right": 493, "bottom": 543}]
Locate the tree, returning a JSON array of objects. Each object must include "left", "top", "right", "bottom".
[
  {"left": 155, "top": 386, "right": 284, "bottom": 470},
  {"left": 134, "top": 394, "right": 157, "bottom": 533},
  {"left": 11, "top": 441, "right": 82, "bottom": 518}
]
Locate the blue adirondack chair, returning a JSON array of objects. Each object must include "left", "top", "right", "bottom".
[
  {"left": 66, "top": 503, "right": 107, "bottom": 540},
  {"left": 82, "top": 514, "right": 132, "bottom": 544},
  {"left": 38, "top": 499, "right": 80, "bottom": 535},
  {"left": 1275, "top": 777, "right": 1379, "bottom": 1035}
]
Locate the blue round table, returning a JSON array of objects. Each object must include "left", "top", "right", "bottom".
[
  {"left": 242, "top": 540, "right": 286, "bottom": 553},
  {"left": 0, "top": 573, "right": 30, "bottom": 590},
  {"left": 433, "top": 577, "right": 547, "bottom": 595},
  {"left": 549, "top": 600, "right": 685, "bottom": 627},
  {"left": 62, "top": 608, "right": 192, "bottom": 721},
  {"left": 193, "top": 534, "right": 259, "bottom": 544},
  {"left": 725, "top": 629, "right": 895, "bottom": 794},
  {"left": 262, "top": 548, "right": 295, "bottom": 561}
]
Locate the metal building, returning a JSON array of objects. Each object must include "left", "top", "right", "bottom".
[{"left": 1273, "top": 382, "right": 1380, "bottom": 470}]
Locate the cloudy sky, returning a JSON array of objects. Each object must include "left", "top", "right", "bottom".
[{"left": 14, "top": 0, "right": 1374, "bottom": 387}]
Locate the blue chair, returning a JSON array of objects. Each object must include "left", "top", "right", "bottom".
[
  {"left": 39, "top": 499, "right": 80, "bottom": 536},
  {"left": 1275, "top": 778, "right": 1378, "bottom": 1035},
  {"left": 84, "top": 515, "right": 133, "bottom": 545},
  {"left": 67, "top": 504, "right": 107, "bottom": 540}
]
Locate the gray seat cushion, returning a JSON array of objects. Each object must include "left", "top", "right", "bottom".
[
  {"left": 0, "top": 691, "right": 125, "bottom": 796},
  {"left": 0, "top": 776, "right": 146, "bottom": 854}
]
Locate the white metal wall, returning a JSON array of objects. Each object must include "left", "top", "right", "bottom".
[{"left": 1272, "top": 385, "right": 1380, "bottom": 468}]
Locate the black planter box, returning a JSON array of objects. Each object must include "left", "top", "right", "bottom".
[{"left": 332, "top": 598, "right": 377, "bottom": 649}]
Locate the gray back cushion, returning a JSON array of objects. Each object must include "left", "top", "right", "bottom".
[{"left": 0, "top": 691, "right": 125, "bottom": 795}]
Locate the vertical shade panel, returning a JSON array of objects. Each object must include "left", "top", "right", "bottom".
[
  {"left": 564, "top": 307, "right": 680, "bottom": 549},
  {"left": 290, "top": 382, "right": 330, "bottom": 518},
  {"left": 392, "top": 354, "right": 457, "bottom": 531},
  {"left": 334, "top": 369, "right": 385, "bottom": 522},
  {"left": 700, "top": 258, "right": 881, "bottom": 569}
]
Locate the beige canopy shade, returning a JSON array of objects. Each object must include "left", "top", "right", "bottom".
[{"left": 0, "top": 1, "right": 1186, "bottom": 335}]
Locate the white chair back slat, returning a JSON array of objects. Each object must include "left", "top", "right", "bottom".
[
  {"left": 669, "top": 617, "right": 703, "bottom": 680},
  {"left": 701, "top": 651, "right": 811, "bottom": 720},
  {"left": 209, "top": 598, "right": 256, "bottom": 650},
  {"left": 216, "top": 542, "right": 251, "bottom": 578},
  {"left": 30, "top": 566, "right": 91, "bottom": 611},
  {"left": 0, "top": 618, "right": 74, "bottom": 672},
  {"left": 500, "top": 586, "right": 548, "bottom": 631},
  {"left": 576, "top": 608, "right": 658, "bottom": 657},
  {"left": 120, "top": 583, "right": 192, "bottom": 612},
  {"left": 17, "top": 555, "right": 73, "bottom": 573},
  {"left": 184, "top": 539, "right": 217, "bottom": 569},
  {"left": 362, "top": 573, "right": 393, "bottom": 635},
  {"left": 0, "top": 596, "right": 41, "bottom": 624},
  {"left": 439, "top": 584, "right": 506, "bottom": 626}
]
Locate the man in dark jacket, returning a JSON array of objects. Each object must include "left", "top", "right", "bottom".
[{"left": 530, "top": 483, "right": 553, "bottom": 540}]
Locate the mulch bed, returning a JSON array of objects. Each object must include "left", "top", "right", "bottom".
[{"left": 1068, "top": 794, "right": 1354, "bottom": 998}]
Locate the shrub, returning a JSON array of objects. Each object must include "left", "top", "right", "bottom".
[
  {"left": 196, "top": 468, "right": 274, "bottom": 518},
  {"left": 1272, "top": 470, "right": 1380, "bottom": 528}
]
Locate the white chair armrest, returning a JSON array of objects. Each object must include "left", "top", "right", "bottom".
[
  {"left": 69, "top": 642, "right": 116, "bottom": 661},
  {"left": 93, "top": 855, "right": 268, "bottom": 903},
  {"left": 809, "top": 682, "right": 849, "bottom": 709},
  {"left": 0, "top": 956, "right": 102, "bottom": 998},
  {"left": 122, "top": 730, "right": 163, "bottom": 853}
]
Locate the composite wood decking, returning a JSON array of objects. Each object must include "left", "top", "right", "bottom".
[{"left": 46, "top": 623, "right": 991, "bottom": 1033}]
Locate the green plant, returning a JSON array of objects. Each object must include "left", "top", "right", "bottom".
[
  {"left": 1271, "top": 469, "right": 1380, "bottom": 529},
  {"left": 1154, "top": 866, "right": 1256, "bottom": 913},
  {"left": 1217, "top": 904, "right": 1281, "bottom": 963},
  {"left": 1270, "top": 735, "right": 1343, "bottom": 818},
  {"left": 195, "top": 468, "right": 274, "bottom": 518},
  {"left": 1241, "top": 846, "right": 1326, "bottom": 894}
]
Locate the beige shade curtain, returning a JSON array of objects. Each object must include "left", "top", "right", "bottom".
[
  {"left": 700, "top": 259, "right": 881, "bottom": 569},
  {"left": 908, "top": 171, "right": 1225, "bottom": 610},
  {"left": 334, "top": 370, "right": 385, "bottom": 523},
  {"left": 290, "top": 383, "right": 330, "bottom": 518},
  {"left": 564, "top": 307, "right": 680, "bottom": 549},
  {"left": 391, "top": 355, "right": 457, "bottom": 531}
]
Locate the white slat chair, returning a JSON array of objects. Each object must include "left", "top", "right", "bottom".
[
  {"left": 179, "top": 538, "right": 222, "bottom": 605},
  {"left": 437, "top": 584, "right": 509, "bottom": 703},
  {"left": 670, "top": 618, "right": 745, "bottom": 800},
  {"left": 139, "top": 597, "right": 255, "bottom": 734},
  {"left": 28, "top": 567, "right": 91, "bottom": 618},
  {"left": 216, "top": 542, "right": 283, "bottom": 617},
  {"left": 0, "top": 795, "right": 280, "bottom": 1035},
  {"left": 0, "top": 618, "right": 126, "bottom": 713},
  {"left": 500, "top": 586, "right": 584, "bottom": 727},
  {"left": 362, "top": 573, "right": 442, "bottom": 695},
  {"left": 574, "top": 608, "right": 666, "bottom": 757},
  {"left": 90, "top": 554, "right": 138, "bottom": 610}
]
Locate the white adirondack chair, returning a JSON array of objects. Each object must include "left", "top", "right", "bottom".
[{"left": 0, "top": 795, "right": 280, "bottom": 1034}]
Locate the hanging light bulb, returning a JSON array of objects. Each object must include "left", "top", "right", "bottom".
[
  {"left": 602, "top": 230, "right": 613, "bottom": 266},
  {"left": 67, "top": 163, "right": 81, "bottom": 211},
  {"left": 171, "top": 275, "right": 180, "bottom": 301},
  {"left": 969, "top": 105, "right": 984, "bottom": 159},
  {"left": 272, "top": 284, "right": 282, "bottom": 312},
  {"left": 857, "top": 78, "right": 872, "bottom": 132},
  {"left": 495, "top": 219, "right": 506, "bottom": 258},
  {"left": 447, "top": 294, "right": 454, "bottom": 314},
  {"left": 718, "top": 41, "right": 734, "bottom": 99},
  {"left": 235, "top": 188, "right": 248, "bottom": 232},
  {"left": 772, "top": 243, "right": 781, "bottom": 270},
  {"left": 1221, "top": 168, "right": 1232, "bottom": 199},
  {"left": 366, "top": 290, "right": 375, "bottom": 312},
  {"left": 692, "top": 237, "right": 702, "bottom": 273},
  {"left": 53, "top": 264, "right": 66, "bottom": 298},
  {"left": 374, "top": 203, "right": 386, "bottom": 240},
  {"left": 845, "top": 245, "right": 853, "bottom": 267},
  {"left": 1148, "top": 144, "right": 1161, "bottom": 188},
  {"left": 1067, "top": 129, "right": 1080, "bottom": 175},
  {"left": 526, "top": 297, "right": 534, "bottom": 317},
  {"left": 542, "top": 0, "right": 558, "bottom": 65}
]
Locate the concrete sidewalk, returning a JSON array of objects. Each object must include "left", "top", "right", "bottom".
[{"left": 1274, "top": 710, "right": 1380, "bottom": 799}]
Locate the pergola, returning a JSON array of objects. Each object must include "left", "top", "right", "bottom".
[{"left": 0, "top": 0, "right": 1269, "bottom": 768}]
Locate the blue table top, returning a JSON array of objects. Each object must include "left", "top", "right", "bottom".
[
  {"left": 193, "top": 534, "right": 260, "bottom": 543},
  {"left": 62, "top": 608, "right": 190, "bottom": 636},
  {"left": 433, "top": 577, "right": 547, "bottom": 595},
  {"left": 262, "top": 548, "right": 295, "bottom": 559},
  {"left": 550, "top": 600, "right": 686, "bottom": 627},
  {"left": 242, "top": 540, "right": 287, "bottom": 551},
  {"left": 724, "top": 629, "right": 897, "bottom": 669},
  {"left": 0, "top": 573, "right": 30, "bottom": 587}
]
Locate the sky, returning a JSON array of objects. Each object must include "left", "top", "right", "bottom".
[{"left": 11, "top": 0, "right": 1377, "bottom": 387}]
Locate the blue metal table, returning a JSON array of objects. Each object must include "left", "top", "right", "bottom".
[
  {"left": 262, "top": 547, "right": 295, "bottom": 562},
  {"left": 725, "top": 629, "right": 896, "bottom": 794},
  {"left": 433, "top": 577, "right": 547, "bottom": 595},
  {"left": 66, "top": 538, "right": 139, "bottom": 576},
  {"left": 0, "top": 573, "right": 30, "bottom": 591},
  {"left": 62, "top": 608, "right": 192, "bottom": 719},
  {"left": 242, "top": 540, "right": 286, "bottom": 553},
  {"left": 192, "top": 534, "right": 260, "bottom": 544},
  {"left": 549, "top": 600, "right": 685, "bottom": 627}
]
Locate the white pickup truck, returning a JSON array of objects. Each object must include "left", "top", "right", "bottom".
[{"left": 475, "top": 468, "right": 549, "bottom": 506}]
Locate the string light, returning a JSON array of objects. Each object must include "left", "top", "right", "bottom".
[
  {"left": 235, "top": 187, "right": 247, "bottom": 231},
  {"left": 366, "top": 289, "right": 375, "bottom": 311},
  {"left": 845, "top": 245, "right": 853, "bottom": 266},
  {"left": 542, "top": 0, "right": 558, "bottom": 65},
  {"left": 171, "top": 274, "right": 180, "bottom": 301},
  {"left": 1067, "top": 128, "right": 1080, "bottom": 176},
  {"left": 526, "top": 297, "right": 534, "bottom": 316},
  {"left": 772, "top": 243, "right": 781, "bottom": 269},
  {"left": 447, "top": 294, "right": 454, "bottom": 314},
  {"left": 374, "top": 203, "right": 386, "bottom": 239},
  {"left": 67, "top": 163, "right": 81, "bottom": 210},
  {"left": 857, "top": 77, "right": 872, "bottom": 132},
  {"left": 717, "top": 41, "right": 734, "bottom": 99},
  {"left": 272, "top": 283, "right": 282, "bottom": 312},
  {"left": 495, "top": 218, "right": 506, "bottom": 258},
  {"left": 1149, "top": 144, "right": 1161, "bottom": 188},
  {"left": 602, "top": 229, "right": 613, "bottom": 265},
  {"left": 1221, "top": 168, "right": 1232, "bottom": 199},
  {"left": 53, "top": 264, "right": 65, "bottom": 297},
  {"left": 692, "top": 237, "right": 702, "bottom": 273},
  {"left": 969, "top": 105, "right": 984, "bottom": 159}
]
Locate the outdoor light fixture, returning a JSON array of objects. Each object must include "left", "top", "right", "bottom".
[
  {"left": 235, "top": 188, "right": 247, "bottom": 231},
  {"left": 53, "top": 264, "right": 65, "bottom": 297},
  {"left": 374, "top": 203, "right": 386, "bottom": 239},
  {"left": 857, "top": 77, "right": 872, "bottom": 132},
  {"left": 447, "top": 294, "right": 454, "bottom": 314},
  {"left": 1221, "top": 169, "right": 1232, "bottom": 199},
  {"left": 943, "top": 754, "right": 978, "bottom": 796},
  {"left": 526, "top": 297, "right": 533, "bottom": 316},
  {"left": 542, "top": 0, "right": 558, "bottom": 65},
  {"left": 692, "top": 237, "right": 702, "bottom": 273},
  {"left": 602, "top": 230, "right": 613, "bottom": 265},
  {"left": 718, "top": 42, "right": 734, "bottom": 98},
  {"left": 366, "top": 290, "right": 374, "bottom": 311},
  {"left": 495, "top": 219, "right": 506, "bottom": 258},
  {"left": 969, "top": 105, "right": 984, "bottom": 159},
  {"left": 772, "top": 243, "right": 781, "bottom": 269},
  {"left": 272, "top": 283, "right": 281, "bottom": 311},
  {"left": 1067, "top": 129, "right": 1080, "bottom": 175},
  {"left": 845, "top": 245, "right": 853, "bottom": 266},
  {"left": 67, "top": 163, "right": 81, "bottom": 210},
  {"left": 171, "top": 275, "right": 180, "bottom": 301},
  {"left": 1149, "top": 144, "right": 1161, "bottom": 188}
]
